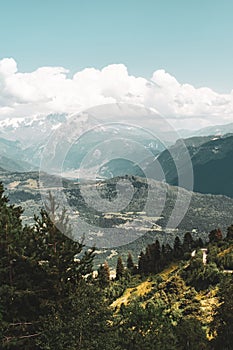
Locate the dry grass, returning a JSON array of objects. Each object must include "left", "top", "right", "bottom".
[
  {"left": 218, "top": 245, "right": 233, "bottom": 257},
  {"left": 111, "top": 280, "right": 152, "bottom": 309},
  {"left": 160, "top": 263, "right": 179, "bottom": 279},
  {"left": 111, "top": 263, "right": 179, "bottom": 309}
]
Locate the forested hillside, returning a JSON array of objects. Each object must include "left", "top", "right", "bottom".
[{"left": 0, "top": 182, "right": 233, "bottom": 349}]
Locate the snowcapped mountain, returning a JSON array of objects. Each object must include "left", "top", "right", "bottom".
[
  {"left": 2, "top": 105, "right": 232, "bottom": 180},
  {"left": 0, "top": 113, "right": 68, "bottom": 148},
  {"left": 0, "top": 108, "right": 166, "bottom": 175}
]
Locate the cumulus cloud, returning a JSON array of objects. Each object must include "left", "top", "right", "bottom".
[{"left": 0, "top": 57, "right": 233, "bottom": 129}]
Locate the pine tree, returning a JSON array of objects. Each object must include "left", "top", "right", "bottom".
[
  {"left": 164, "top": 243, "right": 173, "bottom": 261},
  {"left": 153, "top": 240, "right": 161, "bottom": 273},
  {"left": 116, "top": 256, "right": 124, "bottom": 280},
  {"left": 209, "top": 228, "right": 223, "bottom": 243},
  {"left": 138, "top": 251, "right": 146, "bottom": 274},
  {"left": 0, "top": 187, "right": 117, "bottom": 349},
  {"left": 127, "top": 252, "right": 134, "bottom": 270},
  {"left": 174, "top": 236, "right": 183, "bottom": 260},
  {"left": 98, "top": 261, "right": 110, "bottom": 287},
  {"left": 33, "top": 193, "right": 115, "bottom": 349},
  {"left": 196, "top": 237, "right": 204, "bottom": 248},
  {"left": 0, "top": 182, "right": 46, "bottom": 349},
  {"left": 144, "top": 246, "right": 151, "bottom": 274},
  {"left": 183, "top": 232, "right": 194, "bottom": 253},
  {"left": 226, "top": 225, "right": 233, "bottom": 241}
]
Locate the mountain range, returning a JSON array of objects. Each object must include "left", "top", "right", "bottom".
[
  {"left": 1, "top": 112, "right": 233, "bottom": 266},
  {"left": 1, "top": 113, "right": 233, "bottom": 196}
]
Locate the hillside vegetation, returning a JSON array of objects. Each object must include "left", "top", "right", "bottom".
[{"left": 0, "top": 182, "right": 233, "bottom": 349}]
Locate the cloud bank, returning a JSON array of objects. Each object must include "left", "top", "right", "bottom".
[{"left": 0, "top": 57, "right": 233, "bottom": 129}]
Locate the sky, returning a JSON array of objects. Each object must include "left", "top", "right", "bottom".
[{"left": 0, "top": 0, "right": 233, "bottom": 129}]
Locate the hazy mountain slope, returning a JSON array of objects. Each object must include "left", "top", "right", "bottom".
[
  {"left": 0, "top": 155, "right": 35, "bottom": 172},
  {"left": 158, "top": 134, "right": 233, "bottom": 197},
  {"left": 0, "top": 137, "right": 37, "bottom": 171},
  {"left": 179, "top": 121, "right": 233, "bottom": 138}
]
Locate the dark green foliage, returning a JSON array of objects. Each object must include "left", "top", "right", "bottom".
[
  {"left": 0, "top": 185, "right": 115, "bottom": 349},
  {"left": 181, "top": 258, "right": 221, "bottom": 291},
  {"left": 138, "top": 251, "right": 146, "bottom": 274},
  {"left": 37, "top": 280, "right": 117, "bottom": 350},
  {"left": 226, "top": 225, "right": 233, "bottom": 240},
  {"left": 1, "top": 180, "right": 233, "bottom": 350},
  {"left": 138, "top": 240, "right": 165, "bottom": 275},
  {"left": 219, "top": 252, "right": 233, "bottom": 270},
  {"left": 183, "top": 232, "right": 194, "bottom": 253},
  {"left": 0, "top": 182, "right": 42, "bottom": 349},
  {"left": 175, "top": 318, "right": 210, "bottom": 350},
  {"left": 97, "top": 260, "right": 110, "bottom": 287},
  {"left": 163, "top": 243, "right": 173, "bottom": 261},
  {"left": 138, "top": 234, "right": 200, "bottom": 276},
  {"left": 116, "top": 256, "right": 124, "bottom": 280},
  {"left": 116, "top": 300, "right": 178, "bottom": 350},
  {"left": 115, "top": 274, "right": 209, "bottom": 350},
  {"left": 126, "top": 252, "right": 134, "bottom": 270},
  {"left": 196, "top": 237, "right": 204, "bottom": 248},
  {"left": 211, "top": 276, "right": 233, "bottom": 350},
  {"left": 173, "top": 236, "right": 184, "bottom": 259},
  {"left": 209, "top": 228, "right": 223, "bottom": 243}
]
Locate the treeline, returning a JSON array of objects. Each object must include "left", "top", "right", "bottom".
[
  {"left": 112, "top": 226, "right": 233, "bottom": 279},
  {"left": 138, "top": 233, "right": 201, "bottom": 275},
  {"left": 110, "top": 233, "right": 203, "bottom": 282}
]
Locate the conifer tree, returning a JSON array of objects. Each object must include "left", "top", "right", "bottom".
[
  {"left": 116, "top": 256, "right": 124, "bottom": 280},
  {"left": 183, "top": 232, "right": 194, "bottom": 252},
  {"left": 174, "top": 236, "right": 183, "bottom": 260},
  {"left": 126, "top": 252, "right": 134, "bottom": 270},
  {"left": 153, "top": 239, "right": 161, "bottom": 273},
  {"left": 226, "top": 225, "right": 233, "bottom": 241},
  {"left": 138, "top": 251, "right": 146, "bottom": 274},
  {"left": 209, "top": 228, "right": 223, "bottom": 243},
  {"left": 98, "top": 260, "right": 110, "bottom": 287},
  {"left": 0, "top": 182, "right": 46, "bottom": 349},
  {"left": 196, "top": 237, "right": 204, "bottom": 248},
  {"left": 164, "top": 243, "right": 173, "bottom": 261}
]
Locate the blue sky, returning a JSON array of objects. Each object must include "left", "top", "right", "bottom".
[{"left": 0, "top": 0, "right": 233, "bottom": 92}]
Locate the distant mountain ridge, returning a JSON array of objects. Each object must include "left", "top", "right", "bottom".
[
  {"left": 158, "top": 134, "right": 233, "bottom": 198},
  {"left": 179, "top": 121, "right": 233, "bottom": 138}
]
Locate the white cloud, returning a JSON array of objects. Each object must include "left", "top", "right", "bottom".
[{"left": 0, "top": 57, "right": 233, "bottom": 129}]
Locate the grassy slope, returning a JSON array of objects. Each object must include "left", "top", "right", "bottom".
[{"left": 111, "top": 261, "right": 220, "bottom": 338}]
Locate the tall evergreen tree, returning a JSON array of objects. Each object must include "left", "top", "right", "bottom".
[
  {"left": 174, "top": 236, "right": 183, "bottom": 260},
  {"left": 226, "top": 225, "right": 233, "bottom": 241},
  {"left": 0, "top": 182, "right": 45, "bottom": 349},
  {"left": 116, "top": 256, "right": 124, "bottom": 280},
  {"left": 98, "top": 260, "right": 110, "bottom": 287},
  {"left": 209, "top": 228, "right": 223, "bottom": 243},
  {"left": 126, "top": 252, "right": 134, "bottom": 270},
  {"left": 149, "top": 240, "right": 161, "bottom": 273},
  {"left": 138, "top": 251, "right": 146, "bottom": 275},
  {"left": 183, "top": 232, "right": 194, "bottom": 253}
]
